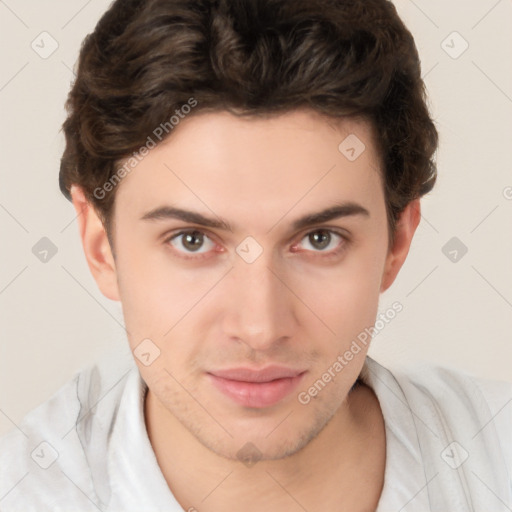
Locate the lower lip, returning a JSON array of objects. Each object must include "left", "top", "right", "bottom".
[{"left": 207, "top": 372, "right": 306, "bottom": 408}]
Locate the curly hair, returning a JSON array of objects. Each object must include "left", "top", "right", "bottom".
[{"left": 59, "top": 0, "right": 438, "bottom": 250}]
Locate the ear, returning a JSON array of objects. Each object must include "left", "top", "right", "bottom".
[
  {"left": 380, "top": 199, "right": 421, "bottom": 293},
  {"left": 70, "top": 185, "right": 120, "bottom": 301}
]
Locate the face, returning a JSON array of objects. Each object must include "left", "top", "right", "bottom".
[{"left": 73, "top": 109, "right": 418, "bottom": 462}]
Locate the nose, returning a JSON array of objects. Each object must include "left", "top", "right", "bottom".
[{"left": 221, "top": 250, "right": 297, "bottom": 351}]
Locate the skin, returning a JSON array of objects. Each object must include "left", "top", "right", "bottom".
[{"left": 71, "top": 109, "right": 420, "bottom": 511}]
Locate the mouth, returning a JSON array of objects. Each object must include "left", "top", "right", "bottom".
[{"left": 206, "top": 366, "right": 307, "bottom": 408}]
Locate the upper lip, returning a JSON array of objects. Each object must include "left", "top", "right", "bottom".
[{"left": 208, "top": 366, "right": 307, "bottom": 383}]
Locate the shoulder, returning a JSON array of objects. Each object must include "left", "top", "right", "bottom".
[
  {"left": 375, "top": 358, "right": 512, "bottom": 487},
  {"left": 389, "top": 359, "right": 512, "bottom": 433},
  {"left": 365, "top": 357, "right": 512, "bottom": 507},
  {"left": 0, "top": 358, "right": 134, "bottom": 511},
  {"left": 0, "top": 368, "right": 82, "bottom": 466}
]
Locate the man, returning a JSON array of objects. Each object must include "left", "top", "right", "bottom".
[{"left": 1, "top": 0, "right": 510, "bottom": 511}]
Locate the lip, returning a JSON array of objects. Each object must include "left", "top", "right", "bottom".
[{"left": 207, "top": 366, "right": 307, "bottom": 408}]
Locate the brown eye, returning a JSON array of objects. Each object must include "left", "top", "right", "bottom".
[
  {"left": 298, "top": 229, "right": 346, "bottom": 254},
  {"left": 181, "top": 231, "right": 204, "bottom": 251},
  {"left": 167, "top": 230, "right": 215, "bottom": 255},
  {"left": 308, "top": 230, "right": 331, "bottom": 250}
]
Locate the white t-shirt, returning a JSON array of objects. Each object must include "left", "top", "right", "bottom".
[{"left": 0, "top": 355, "right": 511, "bottom": 511}]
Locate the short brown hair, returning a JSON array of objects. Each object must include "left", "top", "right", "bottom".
[{"left": 59, "top": 0, "right": 438, "bottom": 251}]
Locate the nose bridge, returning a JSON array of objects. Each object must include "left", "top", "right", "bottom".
[{"left": 224, "top": 247, "right": 294, "bottom": 349}]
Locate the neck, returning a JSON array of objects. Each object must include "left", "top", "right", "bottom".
[{"left": 144, "top": 382, "right": 386, "bottom": 512}]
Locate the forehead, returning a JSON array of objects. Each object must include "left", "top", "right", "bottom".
[{"left": 113, "top": 109, "right": 384, "bottom": 231}]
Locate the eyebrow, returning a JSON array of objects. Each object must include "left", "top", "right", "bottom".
[{"left": 139, "top": 201, "right": 370, "bottom": 232}]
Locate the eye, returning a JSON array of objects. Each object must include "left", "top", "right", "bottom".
[
  {"left": 164, "top": 227, "right": 348, "bottom": 260},
  {"left": 295, "top": 229, "right": 347, "bottom": 255},
  {"left": 166, "top": 230, "right": 216, "bottom": 256}
]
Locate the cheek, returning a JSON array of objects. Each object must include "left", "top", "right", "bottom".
[
  {"left": 115, "top": 240, "right": 226, "bottom": 354},
  {"left": 114, "top": 240, "right": 181, "bottom": 339},
  {"left": 293, "top": 244, "right": 386, "bottom": 330},
  {"left": 115, "top": 220, "right": 387, "bottom": 355}
]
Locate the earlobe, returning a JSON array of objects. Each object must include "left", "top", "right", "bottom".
[
  {"left": 70, "top": 185, "right": 120, "bottom": 302},
  {"left": 380, "top": 199, "right": 421, "bottom": 293}
]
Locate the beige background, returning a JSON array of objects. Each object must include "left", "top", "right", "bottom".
[{"left": 1, "top": 0, "right": 511, "bottom": 437}]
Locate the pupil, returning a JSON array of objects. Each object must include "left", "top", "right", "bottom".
[
  {"left": 311, "top": 230, "right": 330, "bottom": 249},
  {"left": 184, "top": 231, "right": 203, "bottom": 251},
  {"left": 181, "top": 231, "right": 331, "bottom": 252}
]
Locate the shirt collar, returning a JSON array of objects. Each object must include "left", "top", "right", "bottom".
[
  {"left": 105, "top": 361, "right": 183, "bottom": 511},
  {"left": 100, "top": 355, "right": 427, "bottom": 511}
]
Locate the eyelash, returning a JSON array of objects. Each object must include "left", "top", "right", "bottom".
[{"left": 163, "top": 228, "right": 350, "bottom": 261}]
